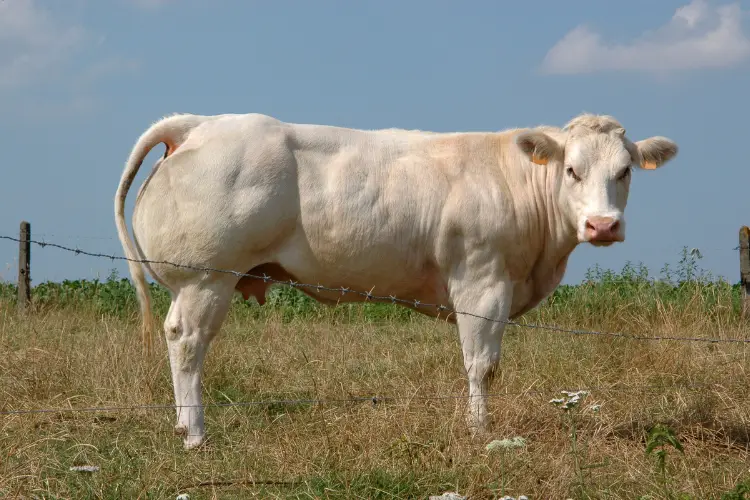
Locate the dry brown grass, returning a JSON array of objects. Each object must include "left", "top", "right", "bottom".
[{"left": 1, "top": 290, "right": 749, "bottom": 499}]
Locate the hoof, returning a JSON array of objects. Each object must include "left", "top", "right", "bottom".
[
  {"left": 174, "top": 425, "right": 204, "bottom": 449},
  {"left": 183, "top": 434, "right": 204, "bottom": 450},
  {"left": 469, "top": 426, "right": 491, "bottom": 441},
  {"left": 466, "top": 414, "right": 491, "bottom": 439}
]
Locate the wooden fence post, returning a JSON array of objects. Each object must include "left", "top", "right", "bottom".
[
  {"left": 18, "top": 221, "right": 31, "bottom": 314},
  {"left": 739, "top": 226, "right": 750, "bottom": 319}
]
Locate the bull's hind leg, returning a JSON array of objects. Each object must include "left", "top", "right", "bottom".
[{"left": 163, "top": 277, "right": 236, "bottom": 449}]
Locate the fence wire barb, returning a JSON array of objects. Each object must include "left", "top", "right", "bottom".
[{"left": 2, "top": 234, "right": 750, "bottom": 346}]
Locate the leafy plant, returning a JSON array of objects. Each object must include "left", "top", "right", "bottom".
[
  {"left": 720, "top": 478, "right": 750, "bottom": 500},
  {"left": 645, "top": 424, "right": 685, "bottom": 500}
]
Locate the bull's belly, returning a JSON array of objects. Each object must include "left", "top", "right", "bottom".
[{"left": 235, "top": 253, "right": 451, "bottom": 317}]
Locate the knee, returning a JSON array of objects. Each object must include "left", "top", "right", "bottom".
[
  {"left": 167, "top": 333, "right": 208, "bottom": 372},
  {"left": 467, "top": 352, "right": 501, "bottom": 377},
  {"left": 466, "top": 359, "right": 500, "bottom": 392},
  {"left": 484, "top": 359, "right": 499, "bottom": 386},
  {"left": 164, "top": 318, "right": 182, "bottom": 341}
]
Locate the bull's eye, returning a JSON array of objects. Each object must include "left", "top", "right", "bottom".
[
  {"left": 617, "top": 167, "right": 631, "bottom": 181},
  {"left": 566, "top": 166, "right": 581, "bottom": 182}
]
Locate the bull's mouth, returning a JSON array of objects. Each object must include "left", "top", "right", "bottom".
[
  {"left": 589, "top": 239, "right": 618, "bottom": 247},
  {"left": 578, "top": 231, "right": 625, "bottom": 246},
  {"left": 586, "top": 234, "right": 625, "bottom": 247},
  {"left": 580, "top": 227, "right": 625, "bottom": 247}
]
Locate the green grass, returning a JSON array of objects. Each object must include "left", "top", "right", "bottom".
[{"left": 0, "top": 247, "right": 743, "bottom": 329}]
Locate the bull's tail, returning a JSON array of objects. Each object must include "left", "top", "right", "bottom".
[{"left": 114, "top": 113, "right": 207, "bottom": 356}]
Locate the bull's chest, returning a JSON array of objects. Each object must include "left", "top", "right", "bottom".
[{"left": 508, "top": 258, "right": 568, "bottom": 319}]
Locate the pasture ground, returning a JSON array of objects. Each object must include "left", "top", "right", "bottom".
[{"left": 1, "top": 253, "right": 750, "bottom": 499}]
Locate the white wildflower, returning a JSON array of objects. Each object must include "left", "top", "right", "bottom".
[
  {"left": 69, "top": 465, "right": 99, "bottom": 473},
  {"left": 429, "top": 493, "right": 466, "bottom": 500},
  {"left": 561, "top": 390, "right": 589, "bottom": 398},
  {"left": 486, "top": 436, "right": 527, "bottom": 452},
  {"left": 551, "top": 389, "right": 589, "bottom": 411}
]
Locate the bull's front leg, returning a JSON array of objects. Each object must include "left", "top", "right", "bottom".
[{"left": 450, "top": 276, "right": 512, "bottom": 436}]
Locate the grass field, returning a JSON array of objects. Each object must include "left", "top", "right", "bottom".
[{"left": 1, "top": 248, "right": 750, "bottom": 499}]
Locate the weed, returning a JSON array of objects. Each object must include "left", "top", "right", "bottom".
[{"left": 645, "top": 424, "right": 685, "bottom": 500}]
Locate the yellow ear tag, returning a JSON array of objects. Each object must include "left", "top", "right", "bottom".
[
  {"left": 641, "top": 161, "right": 657, "bottom": 170},
  {"left": 531, "top": 154, "right": 548, "bottom": 165}
]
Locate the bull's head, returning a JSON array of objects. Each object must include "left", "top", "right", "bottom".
[{"left": 515, "top": 114, "right": 678, "bottom": 246}]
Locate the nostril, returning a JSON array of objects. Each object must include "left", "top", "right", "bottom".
[{"left": 586, "top": 217, "right": 619, "bottom": 235}]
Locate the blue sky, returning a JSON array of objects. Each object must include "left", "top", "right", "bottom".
[{"left": 1, "top": 0, "right": 749, "bottom": 287}]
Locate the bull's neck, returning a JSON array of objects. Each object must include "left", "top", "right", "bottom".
[{"left": 528, "top": 160, "right": 580, "bottom": 274}]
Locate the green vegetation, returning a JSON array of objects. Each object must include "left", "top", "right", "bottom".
[{"left": 0, "top": 247, "right": 743, "bottom": 329}]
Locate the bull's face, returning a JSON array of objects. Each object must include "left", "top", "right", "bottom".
[{"left": 515, "top": 118, "right": 678, "bottom": 246}]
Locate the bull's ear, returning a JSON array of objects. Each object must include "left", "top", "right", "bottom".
[
  {"left": 515, "top": 130, "right": 563, "bottom": 165},
  {"left": 633, "top": 136, "right": 678, "bottom": 170}
]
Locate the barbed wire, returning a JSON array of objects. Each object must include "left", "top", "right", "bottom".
[
  {"left": 6, "top": 233, "right": 748, "bottom": 250},
  {"left": 2, "top": 234, "right": 750, "bottom": 345},
  {"left": 0, "top": 381, "right": 724, "bottom": 416},
  {"left": 31, "top": 233, "right": 117, "bottom": 241}
]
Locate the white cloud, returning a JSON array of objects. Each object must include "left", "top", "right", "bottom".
[
  {"left": 0, "top": 0, "right": 86, "bottom": 88},
  {"left": 0, "top": 0, "right": 139, "bottom": 118},
  {"left": 540, "top": 0, "right": 750, "bottom": 75}
]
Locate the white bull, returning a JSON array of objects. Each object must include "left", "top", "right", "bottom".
[{"left": 115, "top": 112, "right": 678, "bottom": 449}]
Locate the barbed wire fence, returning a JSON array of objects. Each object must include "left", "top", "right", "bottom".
[
  {"left": 3, "top": 234, "right": 750, "bottom": 345},
  {"left": 2, "top": 226, "right": 750, "bottom": 419},
  {"left": 10, "top": 231, "right": 750, "bottom": 250}
]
